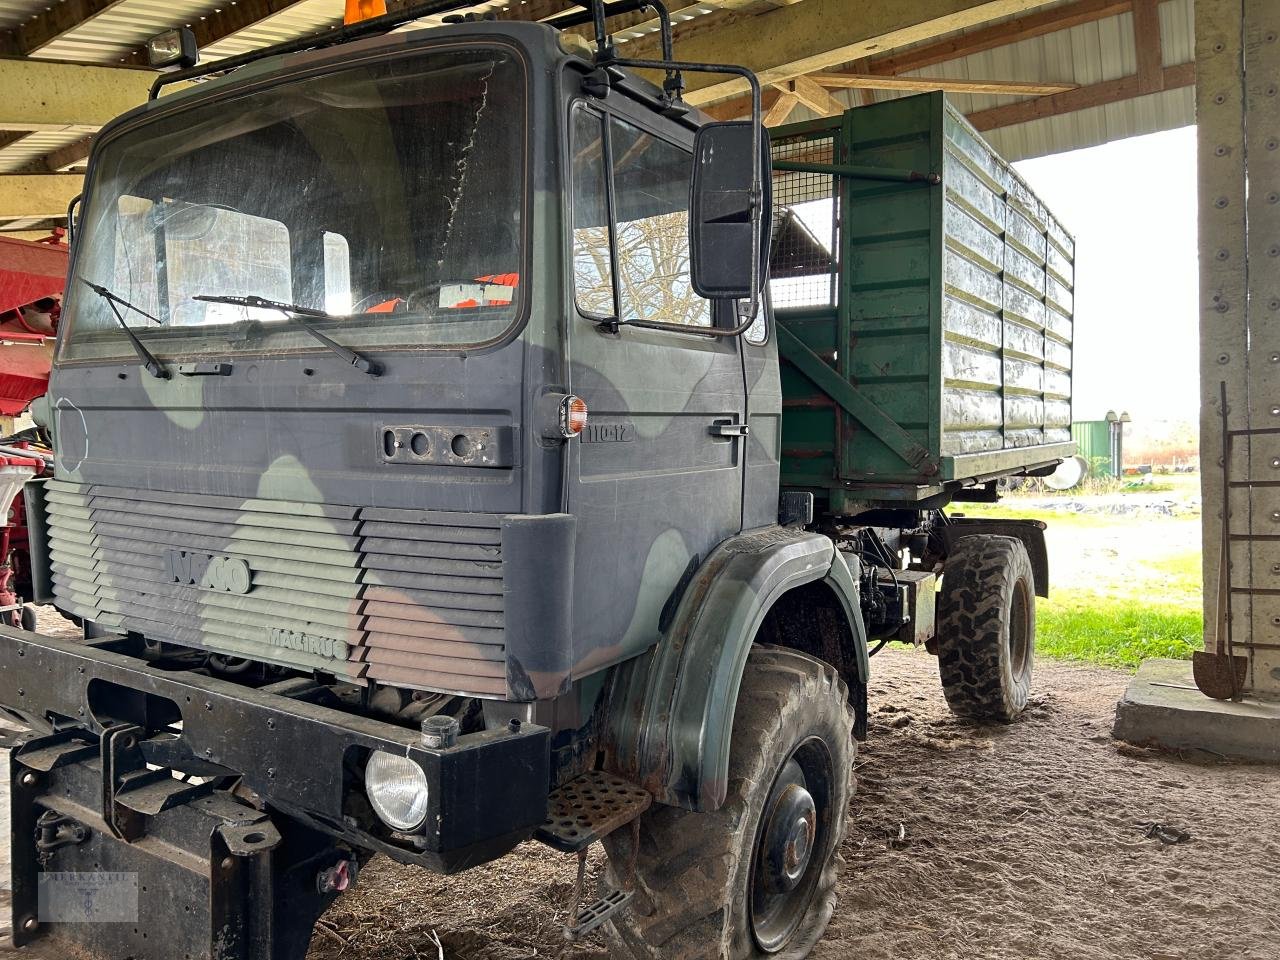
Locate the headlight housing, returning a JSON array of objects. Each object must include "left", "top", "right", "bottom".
[{"left": 365, "top": 751, "right": 430, "bottom": 831}]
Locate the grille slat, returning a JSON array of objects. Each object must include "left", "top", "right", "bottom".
[{"left": 46, "top": 480, "right": 508, "bottom": 696}]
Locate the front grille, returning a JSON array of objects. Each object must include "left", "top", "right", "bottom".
[{"left": 43, "top": 479, "right": 507, "bottom": 696}]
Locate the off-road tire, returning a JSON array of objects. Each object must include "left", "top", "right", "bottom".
[
  {"left": 936, "top": 534, "right": 1036, "bottom": 722},
  {"left": 601, "top": 645, "right": 855, "bottom": 960}
]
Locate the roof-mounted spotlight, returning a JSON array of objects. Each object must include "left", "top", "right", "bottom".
[{"left": 147, "top": 27, "right": 199, "bottom": 71}]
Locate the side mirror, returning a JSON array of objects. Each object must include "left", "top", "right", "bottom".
[{"left": 689, "top": 121, "right": 770, "bottom": 303}]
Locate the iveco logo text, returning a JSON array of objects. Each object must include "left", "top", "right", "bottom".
[
  {"left": 266, "top": 627, "right": 348, "bottom": 661},
  {"left": 164, "top": 550, "right": 253, "bottom": 594}
]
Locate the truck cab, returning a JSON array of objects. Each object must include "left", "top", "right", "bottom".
[{"left": 2, "top": 8, "right": 1066, "bottom": 960}]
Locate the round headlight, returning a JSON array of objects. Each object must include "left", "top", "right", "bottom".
[{"left": 365, "top": 751, "right": 430, "bottom": 832}]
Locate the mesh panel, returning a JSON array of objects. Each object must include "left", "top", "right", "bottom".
[{"left": 769, "top": 132, "right": 839, "bottom": 309}]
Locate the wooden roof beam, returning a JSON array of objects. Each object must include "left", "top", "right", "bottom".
[
  {"left": 785, "top": 77, "right": 846, "bottom": 117},
  {"left": 763, "top": 92, "right": 800, "bottom": 127},
  {"left": 0, "top": 175, "right": 83, "bottom": 220},
  {"left": 18, "top": 138, "right": 95, "bottom": 175},
  {"left": 0, "top": 59, "right": 156, "bottom": 130},
  {"left": 864, "top": 0, "right": 1134, "bottom": 76},
  {"left": 1131, "top": 0, "right": 1164, "bottom": 93},
  {"left": 624, "top": 0, "right": 1067, "bottom": 104},
  {"left": 967, "top": 60, "right": 1194, "bottom": 130},
  {"left": 811, "top": 72, "right": 1077, "bottom": 96},
  {"left": 0, "top": 0, "right": 130, "bottom": 57}
]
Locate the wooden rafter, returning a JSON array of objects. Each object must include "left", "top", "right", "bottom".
[
  {"left": 0, "top": 132, "right": 32, "bottom": 152},
  {"left": 763, "top": 92, "right": 800, "bottom": 127},
  {"left": 19, "top": 137, "right": 95, "bottom": 174},
  {"left": 1131, "top": 0, "right": 1164, "bottom": 93},
  {"left": 966, "top": 61, "right": 1194, "bottom": 130},
  {"left": 708, "top": 70, "right": 1076, "bottom": 121},
  {"left": 810, "top": 72, "right": 1077, "bottom": 96},
  {"left": 1, "top": 0, "right": 130, "bottom": 57},
  {"left": 786, "top": 77, "right": 845, "bottom": 117}
]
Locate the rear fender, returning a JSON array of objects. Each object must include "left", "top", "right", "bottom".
[
  {"left": 941, "top": 517, "right": 1049, "bottom": 597},
  {"left": 606, "top": 526, "right": 866, "bottom": 811}
]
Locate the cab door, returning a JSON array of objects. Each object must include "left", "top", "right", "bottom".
[{"left": 565, "top": 100, "right": 747, "bottom": 673}]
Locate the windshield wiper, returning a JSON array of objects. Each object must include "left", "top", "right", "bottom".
[
  {"left": 78, "top": 279, "right": 169, "bottom": 379},
  {"left": 192, "top": 295, "right": 382, "bottom": 377}
]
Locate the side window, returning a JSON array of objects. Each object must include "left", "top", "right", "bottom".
[
  {"left": 568, "top": 107, "right": 711, "bottom": 329},
  {"left": 571, "top": 107, "right": 615, "bottom": 317},
  {"left": 609, "top": 117, "right": 710, "bottom": 328}
]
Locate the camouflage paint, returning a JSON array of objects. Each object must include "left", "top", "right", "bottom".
[{"left": 38, "top": 21, "right": 830, "bottom": 808}]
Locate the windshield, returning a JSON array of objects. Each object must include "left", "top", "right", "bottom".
[{"left": 62, "top": 46, "right": 526, "bottom": 363}]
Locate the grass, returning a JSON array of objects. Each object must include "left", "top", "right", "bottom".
[{"left": 1036, "top": 591, "right": 1203, "bottom": 669}]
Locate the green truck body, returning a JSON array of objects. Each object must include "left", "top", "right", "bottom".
[{"left": 770, "top": 93, "right": 1075, "bottom": 513}]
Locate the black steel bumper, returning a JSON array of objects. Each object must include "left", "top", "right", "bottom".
[{"left": 0, "top": 625, "right": 550, "bottom": 874}]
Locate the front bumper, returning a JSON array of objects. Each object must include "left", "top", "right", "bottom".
[{"left": 0, "top": 625, "right": 550, "bottom": 873}]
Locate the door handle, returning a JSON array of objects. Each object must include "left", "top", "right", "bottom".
[{"left": 709, "top": 420, "right": 749, "bottom": 439}]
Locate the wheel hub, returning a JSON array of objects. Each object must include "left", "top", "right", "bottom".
[
  {"left": 760, "top": 783, "right": 817, "bottom": 893},
  {"left": 749, "top": 741, "right": 835, "bottom": 954}
]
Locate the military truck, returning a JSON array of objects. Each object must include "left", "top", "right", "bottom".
[{"left": 0, "top": 2, "right": 1073, "bottom": 958}]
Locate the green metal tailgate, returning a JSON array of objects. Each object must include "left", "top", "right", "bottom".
[{"left": 769, "top": 93, "right": 1074, "bottom": 511}]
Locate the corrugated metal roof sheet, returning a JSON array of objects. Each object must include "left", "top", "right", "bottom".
[
  {"left": 0, "top": 0, "right": 48, "bottom": 31},
  {"left": 201, "top": 0, "right": 344, "bottom": 61},
  {"left": 33, "top": 0, "right": 227, "bottom": 63},
  {"left": 783, "top": 0, "right": 1195, "bottom": 161},
  {"left": 0, "top": 129, "right": 98, "bottom": 174}
]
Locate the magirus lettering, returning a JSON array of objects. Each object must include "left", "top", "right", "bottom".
[{"left": 265, "top": 627, "right": 348, "bottom": 661}]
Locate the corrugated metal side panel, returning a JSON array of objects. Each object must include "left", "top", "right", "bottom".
[
  {"left": 44, "top": 478, "right": 507, "bottom": 697},
  {"left": 941, "top": 101, "right": 1074, "bottom": 456},
  {"left": 939, "top": 105, "right": 1010, "bottom": 456}
]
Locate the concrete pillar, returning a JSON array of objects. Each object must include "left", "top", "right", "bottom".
[{"left": 1198, "top": 0, "right": 1280, "bottom": 697}]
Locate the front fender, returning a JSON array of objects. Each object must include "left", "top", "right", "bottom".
[{"left": 606, "top": 525, "right": 864, "bottom": 811}]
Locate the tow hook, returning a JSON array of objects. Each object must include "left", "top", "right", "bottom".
[
  {"left": 35, "top": 810, "right": 89, "bottom": 862},
  {"left": 316, "top": 857, "right": 359, "bottom": 895}
]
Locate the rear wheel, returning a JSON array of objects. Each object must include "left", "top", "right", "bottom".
[
  {"left": 936, "top": 534, "right": 1036, "bottom": 722},
  {"left": 602, "top": 645, "right": 854, "bottom": 960}
]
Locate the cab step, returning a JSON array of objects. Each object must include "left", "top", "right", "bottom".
[
  {"left": 534, "top": 770, "right": 651, "bottom": 853},
  {"left": 565, "top": 888, "right": 634, "bottom": 941}
]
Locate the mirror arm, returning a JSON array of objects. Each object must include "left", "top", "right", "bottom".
[
  {"left": 605, "top": 57, "right": 764, "bottom": 325},
  {"left": 595, "top": 311, "right": 759, "bottom": 339}
]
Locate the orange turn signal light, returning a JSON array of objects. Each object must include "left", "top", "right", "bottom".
[{"left": 560, "top": 395, "right": 588, "bottom": 438}]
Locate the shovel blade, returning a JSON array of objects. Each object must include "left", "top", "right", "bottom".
[{"left": 1192, "top": 650, "right": 1248, "bottom": 700}]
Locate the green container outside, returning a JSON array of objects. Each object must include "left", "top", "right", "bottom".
[
  {"left": 1072, "top": 420, "right": 1117, "bottom": 476},
  {"left": 769, "top": 92, "right": 1075, "bottom": 513}
]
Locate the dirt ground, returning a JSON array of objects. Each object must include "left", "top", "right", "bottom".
[{"left": 307, "top": 647, "right": 1280, "bottom": 960}]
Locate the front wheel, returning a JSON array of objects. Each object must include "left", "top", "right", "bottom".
[
  {"left": 936, "top": 534, "right": 1036, "bottom": 722},
  {"left": 602, "top": 645, "right": 855, "bottom": 960}
]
